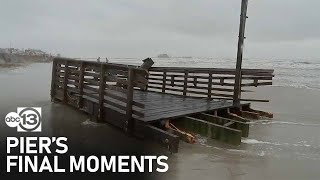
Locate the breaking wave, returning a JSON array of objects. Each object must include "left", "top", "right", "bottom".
[
  {"left": 248, "top": 120, "right": 320, "bottom": 126},
  {"left": 242, "top": 138, "right": 312, "bottom": 147}
]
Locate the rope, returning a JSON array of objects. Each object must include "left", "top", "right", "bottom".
[{"left": 164, "top": 120, "right": 195, "bottom": 144}]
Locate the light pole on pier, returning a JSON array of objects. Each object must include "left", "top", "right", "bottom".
[{"left": 233, "top": 0, "right": 249, "bottom": 105}]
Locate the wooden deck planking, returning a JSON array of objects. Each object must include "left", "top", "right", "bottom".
[
  {"left": 132, "top": 91, "right": 235, "bottom": 122},
  {"left": 80, "top": 88, "right": 240, "bottom": 123}
]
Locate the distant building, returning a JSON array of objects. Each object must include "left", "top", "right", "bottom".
[
  {"left": 157, "top": 54, "right": 170, "bottom": 58},
  {"left": 0, "top": 47, "right": 55, "bottom": 58},
  {"left": 25, "top": 49, "right": 46, "bottom": 56}
]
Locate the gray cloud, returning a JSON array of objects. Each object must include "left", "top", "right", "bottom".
[{"left": 0, "top": 0, "right": 319, "bottom": 59}]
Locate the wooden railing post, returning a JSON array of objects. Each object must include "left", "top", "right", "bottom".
[
  {"left": 63, "top": 60, "right": 69, "bottom": 103},
  {"left": 162, "top": 70, "right": 167, "bottom": 93},
  {"left": 126, "top": 68, "right": 135, "bottom": 133},
  {"left": 50, "top": 59, "right": 57, "bottom": 100},
  {"left": 145, "top": 73, "right": 149, "bottom": 91},
  {"left": 78, "top": 62, "right": 85, "bottom": 108},
  {"left": 183, "top": 70, "right": 188, "bottom": 96},
  {"left": 98, "top": 64, "right": 106, "bottom": 122},
  {"left": 208, "top": 72, "right": 213, "bottom": 98}
]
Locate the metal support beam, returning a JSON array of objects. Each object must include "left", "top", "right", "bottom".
[{"left": 233, "top": 0, "right": 249, "bottom": 105}]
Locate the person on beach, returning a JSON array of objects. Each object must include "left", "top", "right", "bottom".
[
  {"left": 106, "top": 57, "right": 109, "bottom": 63},
  {"left": 97, "top": 57, "right": 100, "bottom": 62}
]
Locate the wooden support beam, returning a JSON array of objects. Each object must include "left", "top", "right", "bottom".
[
  {"left": 78, "top": 62, "right": 85, "bottom": 108},
  {"left": 126, "top": 68, "right": 135, "bottom": 133},
  {"left": 199, "top": 113, "right": 249, "bottom": 138},
  {"left": 98, "top": 64, "right": 106, "bottom": 122},
  {"left": 233, "top": 0, "right": 249, "bottom": 105},
  {"left": 63, "top": 60, "right": 69, "bottom": 103},
  {"left": 243, "top": 107, "right": 273, "bottom": 118},
  {"left": 50, "top": 60, "right": 57, "bottom": 100},
  {"left": 224, "top": 121, "right": 235, "bottom": 127},
  {"left": 143, "top": 125, "right": 180, "bottom": 153},
  {"left": 183, "top": 116, "right": 242, "bottom": 146},
  {"left": 208, "top": 72, "right": 213, "bottom": 98},
  {"left": 162, "top": 70, "right": 166, "bottom": 93},
  {"left": 232, "top": 108, "right": 260, "bottom": 120},
  {"left": 225, "top": 112, "right": 250, "bottom": 123},
  {"left": 241, "top": 110, "right": 260, "bottom": 120},
  {"left": 183, "top": 70, "right": 188, "bottom": 96}
]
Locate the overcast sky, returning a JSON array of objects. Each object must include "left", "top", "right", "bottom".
[{"left": 0, "top": 0, "right": 319, "bottom": 59}]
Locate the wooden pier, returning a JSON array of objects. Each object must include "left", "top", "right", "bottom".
[{"left": 50, "top": 58, "right": 274, "bottom": 152}]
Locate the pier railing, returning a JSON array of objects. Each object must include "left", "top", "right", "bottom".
[
  {"left": 147, "top": 67, "right": 274, "bottom": 102},
  {"left": 51, "top": 58, "right": 147, "bottom": 131}
]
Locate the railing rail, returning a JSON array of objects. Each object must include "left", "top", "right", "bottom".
[{"left": 147, "top": 67, "right": 274, "bottom": 102}]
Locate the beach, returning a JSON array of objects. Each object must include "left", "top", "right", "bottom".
[{"left": 0, "top": 61, "right": 319, "bottom": 179}]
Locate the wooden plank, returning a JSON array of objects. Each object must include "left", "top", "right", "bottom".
[
  {"left": 148, "top": 81, "right": 238, "bottom": 92},
  {"left": 84, "top": 71, "right": 100, "bottom": 78},
  {"left": 68, "top": 75, "right": 80, "bottom": 81},
  {"left": 105, "top": 91, "right": 127, "bottom": 104},
  {"left": 67, "top": 86, "right": 80, "bottom": 94},
  {"left": 187, "top": 89, "right": 233, "bottom": 98},
  {"left": 242, "top": 76, "right": 273, "bottom": 80},
  {"left": 241, "top": 81, "right": 272, "bottom": 87},
  {"left": 69, "top": 68, "right": 80, "bottom": 74},
  {"left": 55, "top": 81, "right": 64, "bottom": 88},
  {"left": 56, "top": 72, "right": 65, "bottom": 77},
  {"left": 224, "top": 121, "right": 235, "bottom": 127},
  {"left": 54, "top": 89, "right": 64, "bottom": 100},
  {"left": 106, "top": 91, "right": 145, "bottom": 109},
  {"left": 105, "top": 84, "right": 128, "bottom": 94},
  {"left": 85, "top": 65, "right": 100, "bottom": 72},
  {"left": 105, "top": 98, "right": 144, "bottom": 117},
  {"left": 83, "top": 91, "right": 99, "bottom": 100},
  {"left": 84, "top": 78, "right": 100, "bottom": 86},
  {"left": 67, "top": 80, "right": 80, "bottom": 86},
  {"left": 135, "top": 74, "right": 148, "bottom": 85},
  {"left": 105, "top": 91, "right": 145, "bottom": 109},
  {"left": 105, "top": 99, "right": 126, "bottom": 111},
  {"left": 83, "top": 84, "right": 99, "bottom": 93}
]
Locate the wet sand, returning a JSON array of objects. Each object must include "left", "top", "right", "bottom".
[{"left": 1, "top": 63, "right": 320, "bottom": 179}]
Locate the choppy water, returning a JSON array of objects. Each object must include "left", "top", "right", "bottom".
[{"left": 103, "top": 57, "right": 320, "bottom": 90}]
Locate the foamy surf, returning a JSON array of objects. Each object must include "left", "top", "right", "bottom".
[
  {"left": 81, "top": 119, "right": 104, "bottom": 127},
  {"left": 242, "top": 138, "right": 312, "bottom": 147},
  {"left": 248, "top": 120, "right": 320, "bottom": 126}
]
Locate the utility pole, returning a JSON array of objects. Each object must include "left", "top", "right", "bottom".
[{"left": 233, "top": 0, "right": 249, "bottom": 105}]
